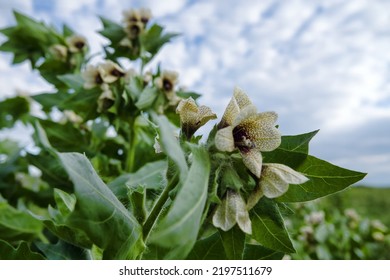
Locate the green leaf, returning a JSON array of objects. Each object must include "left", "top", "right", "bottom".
[
  {"left": 219, "top": 226, "right": 245, "bottom": 260},
  {"left": 98, "top": 16, "right": 126, "bottom": 44},
  {"left": 0, "top": 96, "right": 30, "bottom": 129},
  {"left": 0, "top": 240, "right": 44, "bottom": 260},
  {"left": 57, "top": 152, "right": 144, "bottom": 259},
  {"left": 187, "top": 233, "right": 227, "bottom": 260},
  {"left": 176, "top": 91, "right": 202, "bottom": 100},
  {"left": 35, "top": 240, "right": 89, "bottom": 260},
  {"left": 153, "top": 114, "right": 188, "bottom": 182},
  {"left": 250, "top": 197, "right": 295, "bottom": 253},
  {"left": 277, "top": 155, "right": 367, "bottom": 202},
  {"left": 278, "top": 130, "right": 319, "bottom": 154},
  {"left": 0, "top": 201, "right": 43, "bottom": 241},
  {"left": 53, "top": 188, "right": 76, "bottom": 217},
  {"left": 150, "top": 145, "right": 210, "bottom": 257},
  {"left": 135, "top": 87, "right": 158, "bottom": 110},
  {"left": 141, "top": 24, "right": 179, "bottom": 56},
  {"left": 31, "top": 92, "right": 69, "bottom": 113},
  {"left": 57, "top": 74, "right": 84, "bottom": 90},
  {"left": 243, "top": 244, "right": 284, "bottom": 260},
  {"left": 125, "top": 160, "right": 167, "bottom": 190}
]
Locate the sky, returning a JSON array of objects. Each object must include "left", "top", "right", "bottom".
[{"left": 0, "top": 0, "right": 389, "bottom": 187}]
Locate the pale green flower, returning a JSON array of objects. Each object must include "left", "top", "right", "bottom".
[
  {"left": 97, "top": 84, "right": 115, "bottom": 112},
  {"left": 215, "top": 87, "right": 281, "bottom": 177},
  {"left": 247, "top": 163, "right": 308, "bottom": 209},
  {"left": 176, "top": 97, "right": 217, "bottom": 139},
  {"left": 212, "top": 190, "right": 252, "bottom": 234},
  {"left": 49, "top": 44, "right": 67, "bottom": 60}
]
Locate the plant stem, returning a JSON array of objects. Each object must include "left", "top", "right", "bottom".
[
  {"left": 142, "top": 172, "right": 179, "bottom": 241},
  {"left": 125, "top": 118, "right": 136, "bottom": 172}
]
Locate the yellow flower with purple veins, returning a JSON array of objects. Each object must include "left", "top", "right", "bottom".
[
  {"left": 215, "top": 87, "right": 281, "bottom": 177},
  {"left": 176, "top": 97, "right": 217, "bottom": 139}
]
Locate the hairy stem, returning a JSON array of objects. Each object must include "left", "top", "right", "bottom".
[{"left": 125, "top": 118, "right": 136, "bottom": 172}]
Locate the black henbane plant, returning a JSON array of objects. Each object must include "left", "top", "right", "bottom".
[{"left": 0, "top": 9, "right": 366, "bottom": 260}]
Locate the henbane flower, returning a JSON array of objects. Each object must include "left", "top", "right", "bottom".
[
  {"left": 247, "top": 163, "right": 309, "bottom": 210},
  {"left": 65, "top": 34, "right": 87, "bottom": 53},
  {"left": 82, "top": 65, "right": 103, "bottom": 89},
  {"left": 154, "top": 70, "right": 180, "bottom": 105},
  {"left": 215, "top": 87, "right": 281, "bottom": 177},
  {"left": 176, "top": 97, "right": 217, "bottom": 139},
  {"left": 99, "top": 60, "right": 125, "bottom": 83}
]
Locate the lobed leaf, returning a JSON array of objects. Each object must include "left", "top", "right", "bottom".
[{"left": 0, "top": 240, "right": 44, "bottom": 260}]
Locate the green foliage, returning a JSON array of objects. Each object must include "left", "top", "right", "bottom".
[
  {"left": 0, "top": 10, "right": 367, "bottom": 260},
  {"left": 286, "top": 200, "right": 390, "bottom": 259}
]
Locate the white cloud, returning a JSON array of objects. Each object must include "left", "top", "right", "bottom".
[{"left": 0, "top": 0, "right": 389, "bottom": 186}]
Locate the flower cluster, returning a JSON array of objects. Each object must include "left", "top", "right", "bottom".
[
  {"left": 123, "top": 8, "right": 152, "bottom": 39},
  {"left": 81, "top": 60, "right": 126, "bottom": 112},
  {"left": 212, "top": 88, "right": 309, "bottom": 233},
  {"left": 49, "top": 34, "right": 88, "bottom": 61}
]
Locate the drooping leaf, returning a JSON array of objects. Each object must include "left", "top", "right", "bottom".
[
  {"left": 57, "top": 152, "right": 144, "bottom": 259},
  {"left": 150, "top": 145, "right": 210, "bottom": 258},
  {"left": 0, "top": 240, "right": 45, "bottom": 260},
  {"left": 277, "top": 155, "right": 367, "bottom": 202},
  {"left": 250, "top": 197, "right": 295, "bottom": 253}
]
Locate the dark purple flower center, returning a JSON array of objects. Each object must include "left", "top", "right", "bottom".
[
  {"left": 163, "top": 78, "right": 173, "bottom": 91},
  {"left": 233, "top": 126, "right": 255, "bottom": 153}
]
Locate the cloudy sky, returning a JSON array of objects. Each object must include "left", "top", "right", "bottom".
[{"left": 0, "top": 0, "right": 389, "bottom": 187}]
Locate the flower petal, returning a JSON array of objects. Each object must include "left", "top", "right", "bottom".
[
  {"left": 240, "top": 112, "right": 281, "bottom": 151},
  {"left": 219, "top": 87, "right": 253, "bottom": 128},
  {"left": 215, "top": 126, "right": 235, "bottom": 152},
  {"left": 212, "top": 190, "right": 252, "bottom": 234},
  {"left": 232, "top": 104, "right": 257, "bottom": 127},
  {"left": 241, "top": 148, "right": 262, "bottom": 178},
  {"left": 260, "top": 163, "right": 308, "bottom": 198}
]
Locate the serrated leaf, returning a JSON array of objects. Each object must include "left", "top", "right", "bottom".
[
  {"left": 219, "top": 226, "right": 245, "bottom": 260},
  {"left": 277, "top": 155, "right": 367, "bottom": 202},
  {"left": 250, "top": 197, "right": 295, "bottom": 253},
  {"left": 57, "top": 152, "right": 144, "bottom": 259},
  {"left": 150, "top": 145, "right": 209, "bottom": 255},
  {"left": 0, "top": 240, "right": 44, "bottom": 260}
]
